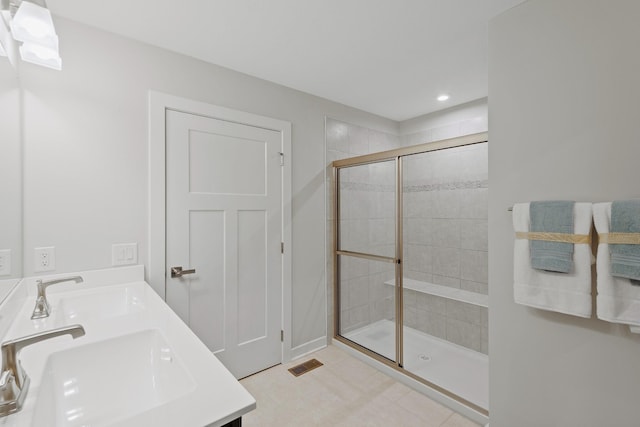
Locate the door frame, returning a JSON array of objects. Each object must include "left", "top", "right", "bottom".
[{"left": 148, "top": 91, "right": 293, "bottom": 363}]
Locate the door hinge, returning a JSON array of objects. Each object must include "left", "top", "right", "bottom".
[
  {"left": 279, "top": 152, "right": 284, "bottom": 166},
  {"left": 281, "top": 330, "right": 284, "bottom": 342},
  {"left": 281, "top": 242, "right": 284, "bottom": 254}
]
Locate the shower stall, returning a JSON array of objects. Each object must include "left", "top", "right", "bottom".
[{"left": 332, "top": 133, "right": 488, "bottom": 414}]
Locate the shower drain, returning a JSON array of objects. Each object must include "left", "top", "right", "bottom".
[{"left": 418, "top": 354, "right": 431, "bottom": 362}]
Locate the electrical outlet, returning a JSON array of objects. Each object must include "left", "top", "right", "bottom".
[
  {"left": 0, "top": 250, "right": 11, "bottom": 276},
  {"left": 112, "top": 243, "right": 138, "bottom": 266},
  {"left": 34, "top": 247, "right": 55, "bottom": 272}
]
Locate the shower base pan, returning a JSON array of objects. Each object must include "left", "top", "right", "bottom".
[{"left": 343, "top": 319, "right": 488, "bottom": 410}]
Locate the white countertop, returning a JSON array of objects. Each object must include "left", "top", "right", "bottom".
[{"left": 0, "top": 265, "right": 256, "bottom": 427}]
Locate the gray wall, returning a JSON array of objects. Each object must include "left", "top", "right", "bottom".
[
  {"left": 19, "top": 17, "right": 397, "bottom": 351},
  {"left": 0, "top": 59, "right": 21, "bottom": 279},
  {"left": 489, "top": 1, "right": 640, "bottom": 425}
]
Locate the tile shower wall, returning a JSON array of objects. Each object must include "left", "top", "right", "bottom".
[
  {"left": 403, "top": 143, "right": 488, "bottom": 354},
  {"left": 404, "top": 290, "right": 488, "bottom": 354},
  {"left": 403, "top": 144, "right": 488, "bottom": 292}
]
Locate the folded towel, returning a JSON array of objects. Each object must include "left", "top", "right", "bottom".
[
  {"left": 529, "top": 201, "right": 575, "bottom": 273},
  {"left": 593, "top": 203, "right": 640, "bottom": 327},
  {"left": 610, "top": 200, "right": 640, "bottom": 284},
  {"left": 513, "top": 202, "right": 592, "bottom": 318}
]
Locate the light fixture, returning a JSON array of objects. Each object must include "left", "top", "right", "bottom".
[
  {"left": 11, "top": 1, "right": 58, "bottom": 49},
  {"left": 437, "top": 94, "right": 450, "bottom": 102},
  {"left": 19, "top": 39, "right": 60, "bottom": 69},
  {"left": 0, "top": 0, "right": 61, "bottom": 70}
]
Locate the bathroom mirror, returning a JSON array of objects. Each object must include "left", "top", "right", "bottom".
[{"left": 0, "top": 58, "right": 23, "bottom": 303}]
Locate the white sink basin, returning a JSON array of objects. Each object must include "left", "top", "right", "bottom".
[
  {"left": 53, "top": 284, "right": 146, "bottom": 326},
  {"left": 31, "top": 329, "right": 196, "bottom": 427},
  {"left": 2, "top": 267, "right": 255, "bottom": 426}
]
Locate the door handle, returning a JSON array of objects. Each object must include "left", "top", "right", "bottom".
[{"left": 171, "top": 266, "right": 196, "bottom": 278}]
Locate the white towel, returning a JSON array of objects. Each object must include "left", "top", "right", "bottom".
[
  {"left": 593, "top": 203, "right": 640, "bottom": 327},
  {"left": 513, "top": 202, "right": 593, "bottom": 318}
]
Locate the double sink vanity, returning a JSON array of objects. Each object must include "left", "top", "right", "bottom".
[{"left": 0, "top": 265, "right": 256, "bottom": 426}]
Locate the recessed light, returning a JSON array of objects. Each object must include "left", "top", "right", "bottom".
[{"left": 437, "top": 94, "right": 450, "bottom": 102}]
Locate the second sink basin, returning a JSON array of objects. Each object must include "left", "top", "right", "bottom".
[
  {"left": 53, "top": 283, "right": 147, "bottom": 326},
  {"left": 31, "top": 329, "right": 196, "bottom": 426}
]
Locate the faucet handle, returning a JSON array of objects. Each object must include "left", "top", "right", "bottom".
[
  {"left": 31, "top": 295, "right": 51, "bottom": 320},
  {"left": 0, "top": 370, "right": 21, "bottom": 405}
]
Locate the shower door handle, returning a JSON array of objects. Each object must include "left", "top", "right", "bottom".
[{"left": 171, "top": 266, "right": 196, "bottom": 278}]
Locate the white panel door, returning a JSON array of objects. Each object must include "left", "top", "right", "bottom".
[{"left": 166, "top": 109, "right": 282, "bottom": 379}]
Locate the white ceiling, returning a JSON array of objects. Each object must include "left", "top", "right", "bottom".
[{"left": 47, "top": 0, "right": 526, "bottom": 121}]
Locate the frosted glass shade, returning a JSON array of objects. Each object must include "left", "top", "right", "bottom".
[
  {"left": 10, "top": 1, "right": 58, "bottom": 50},
  {"left": 19, "top": 41, "right": 61, "bottom": 70}
]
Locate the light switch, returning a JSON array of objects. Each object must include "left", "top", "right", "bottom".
[{"left": 112, "top": 243, "right": 138, "bottom": 266}]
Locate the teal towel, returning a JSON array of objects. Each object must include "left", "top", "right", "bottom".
[
  {"left": 529, "top": 201, "right": 575, "bottom": 273},
  {"left": 610, "top": 200, "right": 640, "bottom": 285}
]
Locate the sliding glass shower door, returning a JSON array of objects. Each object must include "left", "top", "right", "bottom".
[
  {"left": 335, "top": 160, "right": 398, "bottom": 361},
  {"left": 333, "top": 133, "right": 489, "bottom": 415}
]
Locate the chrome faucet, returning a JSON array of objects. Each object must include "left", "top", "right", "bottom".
[
  {"left": 31, "top": 276, "right": 83, "bottom": 319},
  {"left": 0, "top": 324, "right": 85, "bottom": 417}
]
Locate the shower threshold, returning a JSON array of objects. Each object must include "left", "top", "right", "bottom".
[{"left": 343, "top": 319, "right": 488, "bottom": 410}]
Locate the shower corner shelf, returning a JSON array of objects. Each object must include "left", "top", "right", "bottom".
[{"left": 384, "top": 278, "right": 489, "bottom": 308}]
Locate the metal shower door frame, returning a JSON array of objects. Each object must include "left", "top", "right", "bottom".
[{"left": 332, "top": 132, "right": 488, "bottom": 416}]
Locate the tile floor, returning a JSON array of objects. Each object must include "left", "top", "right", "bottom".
[{"left": 240, "top": 345, "right": 481, "bottom": 427}]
